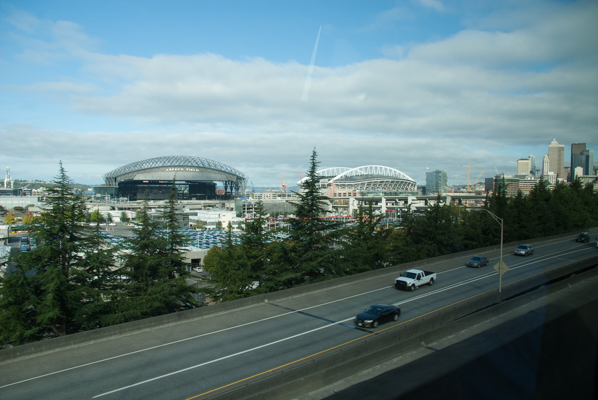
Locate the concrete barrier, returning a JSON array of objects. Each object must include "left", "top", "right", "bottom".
[
  {"left": 1, "top": 228, "right": 595, "bottom": 361},
  {"left": 205, "top": 255, "right": 598, "bottom": 400}
]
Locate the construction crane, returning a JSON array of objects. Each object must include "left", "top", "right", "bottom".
[
  {"left": 471, "top": 170, "right": 485, "bottom": 189},
  {"left": 460, "top": 164, "right": 482, "bottom": 191},
  {"left": 279, "top": 172, "right": 288, "bottom": 193}
]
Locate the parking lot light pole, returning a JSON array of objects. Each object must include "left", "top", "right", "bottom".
[{"left": 484, "top": 209, "right": 504, "bottom": 293}]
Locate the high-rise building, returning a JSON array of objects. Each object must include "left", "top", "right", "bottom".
[
  {"left": 571, "top": 144, "right": 594, "bottom": 179},
  {"left": 426, "top": 170, "right": 447, "bottom": 194},
  {"left": 517, "top": 158, "right": 531, "bottom": 175},
  {"left": 548, "top": 139, "right": 565, "bottom": 180},
  {"left": 529, "top": 154, "right": 538, "bottom": 176},
  {"left": 571, "top": 143, "right": 586, "bottom": 181},
  {"left": 542, "top": 155, "right": 550, "bottom": 177}
]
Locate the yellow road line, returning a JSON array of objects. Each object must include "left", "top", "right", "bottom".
[{"left": 187, "top": 255, "right": 597, "bottom": 399}]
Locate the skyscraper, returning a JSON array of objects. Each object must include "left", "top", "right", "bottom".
[
  {"left": 426, "top": 170, "right": 447, "bottom": 194},
  {"left": 517, "top": 158, "right": 531, "bottom": 175},
  {"left": 548, "top": 139, "right": 565, "bottom": 180},
  {"left": 542, "top": 155, "right": 550, "bottom": 176},
  {"left": 570, "top": 143, "right": 594, "bottom": 178},
  {"left": 571, "top": 143, "right": 586, "bottom": 180}
]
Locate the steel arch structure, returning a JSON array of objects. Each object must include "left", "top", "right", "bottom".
[
  {"left": 103, "top": 156, "right": 247, "bottom": 195},
  {"left": 331, "top": 165, "right": 416, "bottom": 192},
  {"left": 300, "top": 165, "right": 416, "bottom": 192},
  {"left": 316, "top": 167, "right": 352, "bottom": 179}
]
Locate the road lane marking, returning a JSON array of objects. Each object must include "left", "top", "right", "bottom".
[
  {"left": 1, "top": 239, "right": 590, "bottom": 391},
  {"left": 92, "top": 316, "right": 359, "bottom": 398},
  {"left": 0, "top": 286, "right": 388, "bottom": 390},
  {"left": 97, "top": 252, "right": 598, "bottom": 398},
  {"left": 186, "top": 253, "right": 598, "bottom": 399},
  {"left": 268, "top": 303, "right": 357, "bottom": 329}
]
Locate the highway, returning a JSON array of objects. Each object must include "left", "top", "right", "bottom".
[{"left": 0, "top": 234, "right": 596, "bottom": 400}]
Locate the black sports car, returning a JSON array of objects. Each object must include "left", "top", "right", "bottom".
[{"left": 355, "top": 304, "right": 401, "bottom": 328}]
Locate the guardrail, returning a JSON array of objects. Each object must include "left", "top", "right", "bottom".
[{"left": 206, "top": 254, "right": 598, "bottom": 400}]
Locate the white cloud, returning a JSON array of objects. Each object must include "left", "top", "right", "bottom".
[
  {"left": 2, "top": 2, "right": 597, "bottom": 186},
  {"left": 416, "top": 0, "right": 446, "bottom": 13}
]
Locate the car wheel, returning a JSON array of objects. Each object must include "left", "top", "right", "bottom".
[
  {"left": 410, "top": 285, "right": 415, "bottom": 291},
  {"left": 429, "top": 278, "right": 434, "bottom": 286},
  {"left": 372, "top": 320, "right": 379, "bottom": 328},
  {"left": 393, "top": 313, "right": 399, "bottom": 321}
]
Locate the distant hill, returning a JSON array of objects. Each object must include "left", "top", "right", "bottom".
[{"left": 12, "top": 180, "right": 91, "bottom": 192}]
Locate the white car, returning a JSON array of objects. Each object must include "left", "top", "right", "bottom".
[{"left": 194, "top": 267, "right": 203, "bottom": 273}]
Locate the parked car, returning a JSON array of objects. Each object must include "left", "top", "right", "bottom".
[
  {"left": 194, "top": 267, "right": 204, "bottom": 273},
  {"left": 395, "top": 269, "right": 436, "bottom": 291},
  {"left": 355, "top": 304, "right": 401, "bottom": 328},
  {"left": 514, "top": 244, "right": 534, "bottom": 256},
  {"left": 576, "top": 232, "right": 590, "bottom": 243},
  {"left": 466, "top": 255, "right": 489, "bottom": 268}
]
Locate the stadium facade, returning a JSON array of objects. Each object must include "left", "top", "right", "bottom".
[
  {"left": 101, "top": 156, "right": 247, "bottom": 201},
  {"left": 300, "top": 165, "right": 417, "bottom": 198}
]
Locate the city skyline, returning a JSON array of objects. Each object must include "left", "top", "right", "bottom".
[{"left": 1, "top": 0, "right": 597, "bottom": 186}]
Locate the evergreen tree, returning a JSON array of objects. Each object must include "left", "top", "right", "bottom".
[
  {"left": 239, "top": 201, "right": 273, "bottom": 290},
  {"left": 285, "top": 149, "right": 343, "bottom": 283},
  {"left": 0, "top": 263, "right": 43, "bottom": 345},
  {"left": 203, "top": 222, "right": 251, "bottom": 302},
  {"left": 72, "top": 223, "right": 119, "bottom": 329},
  {"left": 0, "top": 163, "right": 106, "bottom": 341},
  {"left": 341, "top": 202, "right": 392, "bottom": 273},
  {"left": 114, "top": 184, "right": 195, "bottom": 322}
]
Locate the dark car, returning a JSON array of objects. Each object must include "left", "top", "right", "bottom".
[
  {"left": 514, "top": 244, "right": 534, "bottom": 256},
  {"left": 466, "top": 255, "right": 489, "bottom": 268},
  {"left": 355, "top": 304, "right": 401, "bottom": 328},
  {"left": 576, "top": 232, "right": 590, "bottom": 243}
]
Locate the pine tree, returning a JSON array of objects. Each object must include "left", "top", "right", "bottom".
[
  {"left": 0, "top": 162, "right": 109, "bottom": 341},
  {"left": 285, "top": 149, "right": 343, "bottom": 284},
  {"left": 341, "top": 202, "right": 391, "bottom": 273},
  {"left": 203, "top": 222, "right": 251, "bottom": 302},
  {"left": 0, "top": 263, "right": 43, "bottom": 345},
  {"left": 239, "top": 201, "right": 273, "bottom": 290},
  {"left": 114, "top": 184, "right": 196, "bottom": 322}
]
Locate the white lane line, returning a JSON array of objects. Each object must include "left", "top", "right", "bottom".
[
  {"left": 393, "top": 247, "right": 592, "bottom": 306},
  {"left": 0, "top": 286, "right": 388, "bottom": 390},
  {"left": 92, "top": 317, "right": 356, "bottom": 398},
  {"left": 94, "top": 246, "right": 595, "bottom": 397},
  {"left": 2, "top": 241, "right": 590, "bottom": 390}
]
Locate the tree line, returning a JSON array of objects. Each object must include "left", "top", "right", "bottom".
[
  {"left": 203, "top": 150, "right": 598, "bottom": 301},
  {"left": 0, "top": 164, "right": 196, "bottom": 346},
  {"left": 2, "top": 154, "right": 596, "bottom": 345}
]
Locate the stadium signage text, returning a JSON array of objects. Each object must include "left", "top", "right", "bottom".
[{"left": 165, "top": 168, "right": 201, "bottom": 172}]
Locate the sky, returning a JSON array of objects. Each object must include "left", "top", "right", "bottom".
[{"left": 1, "top": 0, "right": 597, "bottom": 187}]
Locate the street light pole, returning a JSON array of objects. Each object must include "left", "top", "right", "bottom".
[{"left": 484, "top": 209, "right": 504, "bottom": 293}]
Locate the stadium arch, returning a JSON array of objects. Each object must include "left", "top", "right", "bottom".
[{"left": 300, "top": 165, "right": 417, "bottom": 196}]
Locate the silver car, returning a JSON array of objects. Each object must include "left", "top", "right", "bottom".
[{"left": 514, "top": 244, "right": 534, "bottom": 256}]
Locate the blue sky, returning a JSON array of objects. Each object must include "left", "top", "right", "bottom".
[{"left": 1, "top": 0, "right": 597, "bottom": 186}]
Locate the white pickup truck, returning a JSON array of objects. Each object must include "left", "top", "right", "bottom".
[{"left": 395, "top": 269, "right": 437, "bottom": 291}]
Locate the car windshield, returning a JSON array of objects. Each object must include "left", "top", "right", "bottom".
[
  {"left": 517, "top": 245, "right": 529, "bottom": 250},
  {"left": 470, "top": 257, "right": 481, "bottom": 262},
  {"left": 402, "top": 272, "right": 417, "bottom": 279},
  {"left": 364, "top": 306, "right": 384, "bottom": 315}
]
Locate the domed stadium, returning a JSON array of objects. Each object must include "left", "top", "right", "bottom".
[{"left": 103, "top": 155, "right": 247, "bottom": 201}]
